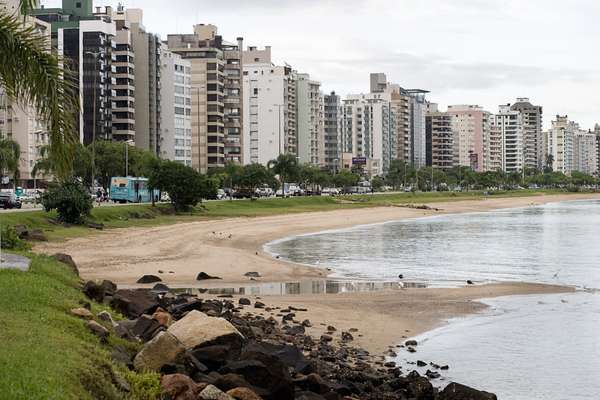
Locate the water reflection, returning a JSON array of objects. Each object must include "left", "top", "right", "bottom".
[{"left": 173, "top": 279, "right": 407, "bottom": 296}]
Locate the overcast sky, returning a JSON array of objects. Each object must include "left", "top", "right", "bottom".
[{"left": 42, "top": 0, "right": 600, "bottom": 130}]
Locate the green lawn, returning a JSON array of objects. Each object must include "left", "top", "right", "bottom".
[
  {"left": 0, "top": 189, "right": 574, "bottom": 241},
  {"left": 0, "top": 253, "right": 160, "bottom": 399}
]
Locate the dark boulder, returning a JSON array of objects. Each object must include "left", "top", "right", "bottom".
[
  {"left": 405, "top": 340, "right": 418, "bottom": 346},
  {"left": 294, "top": 392, "right": 327, "bottom": 400},
  {"left": 220, "top": 356, "right": 293, "bottom": 400},
  {"left": 131, "top": 314, "right": 164, "bottom": 342},
  {"left": 254, "top": 301, "right": 265, "bottom": 309},
  {"left": 244, "top": 272, "right": 261, "bottom": 278},
  {"left": 196, "top": 272, "right": 222, "bottom": 281},
  {"left": 101, "top": 280, "right": 117, "bottom": 297},
  {"left": 161, "top": 373, "right": 206, "bottom": 400},
  {"left": 110, "top": 289, "right": 159, "bottom": 318},
  {"left": 152, "top": 283, "right": 171, "bottom": 293},
  {"left": 239, "top": 298, "right": 252, "bottom": 306},
  {"left": 192, "top": 345, "right": 236, "bottom": 370},
  {"left": 83, "top": 280, "right": 106, "bottom": 302},
  {"left": 52, "top": 253, "right": 79, "bottom": 276},
  {"left": 243, "top": 341, "right": 314, "bottom": 375},
  {"left": 137, "top": 275, "right": 162, "bottom": 284},
  {"left": 438, "top": 382, "right": 497, "bottom": 400},
  {"left": 26, "top": 229, "right": 48, "bottom": 241}
]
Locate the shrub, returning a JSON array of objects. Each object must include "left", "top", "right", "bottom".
[
  {"left": 42, "top": 180, "right": 93, "bottom": 224},
  {"left": 149, "top": 161, "right": 217, "bottom": 211},
  {"left": 0, "top": 225, "right": 30, "bottom": 250}
]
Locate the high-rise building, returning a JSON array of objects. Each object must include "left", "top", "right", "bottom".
[
  {"left": 159, "top": 47, "right": 192, "bottom": 166},
  {"left": 547, "top": 115, "right": 576, "bottom": 174},
  {"left": 510, "top": 98, "right": 543, "bottom": 170},
  {"left": 34, "top": 1, "right": 116, "bottom": 144},
  {"left": 167, "top": 25, "right": 243, "bottom": 172},
  {"left": 573, "top": 130, "right": 598, "bottom": 175},
  {"left": 425, "top": 104, "right": 454, "bottom": 170},
  {"left": 296, "top": 73, "right": 324, "bottom": 166},
  {"left": 595, "top": 124, "right": 600, "bottom": 176},
  {"left": 242, "top": 46, "right": 297, "bottom": 165},
  {"left": 0, "top": 4, "right": 51, "bottom": 187},
  {"left": 489, "top": 105, "right": 524, "bottom": 172},
  {"left": 323, "top": 92, "right": 342, "bottom": 172},
  {"left": 446, "top": 105, "right": 490, "bottom": 171}
]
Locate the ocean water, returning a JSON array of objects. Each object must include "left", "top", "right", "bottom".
[{"left": 266, "top": 200, "right": 600, "bottom": 399}]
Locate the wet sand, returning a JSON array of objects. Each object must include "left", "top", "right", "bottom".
[{"left": 37, "top": 193, "right": 596, "bottom": 353}]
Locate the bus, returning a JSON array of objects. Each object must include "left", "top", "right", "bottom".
[{"left": 109, "top": 177, "right": 159, "bottom": 203}]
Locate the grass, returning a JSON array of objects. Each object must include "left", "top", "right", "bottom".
[
  {"left": 0, "top": 189, "right": 576, "bottom": 241},
  {"left": 0, "top": 253, "right": 161, "bottom": 400}
]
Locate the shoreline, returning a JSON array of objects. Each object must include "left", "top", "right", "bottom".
[{"left": 37, "top": 193, "right": 598, "bottom": 354}]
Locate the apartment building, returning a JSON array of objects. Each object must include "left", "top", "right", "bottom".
[
  {"left": 595, "top": 124, "right": 600, "bottom": 176},
  {"left": 323, "top": 92, "right": 342, "bottom": 172},
  {"left": 167, "top": 25, "right": 243, "bottom": 172},
  {"left": 242, "top": 46, "right": 297, "bottom": 165},
  {"left": 510, "top": 98, "right": 543, "bottom": 170},
  {"left": 342, "top": 93, "right": 395, "bottom": 176},
  {"left": 547, "top": 115, "right": 576, "bottom": 174},
  {"left": 0, "top": 3, "right": 51, "bottom": 186},
  {"left": 447, "top": 105, "right": 490, "bottom": 172},
  {"left": 425, "top": 104, "right": 454, "bottom": 170},
  {"left": 159, "top": 47, "right": 192, "bottom": 166},
  {"left": 35, "top": 0, "right": 116, "bottom": 144},
  {"left": 296, "top": 74, "right": 324, "bottom": 166},
  {"left": 489, "top": 105, "right": 524, "bottom": 172},
  {"left": 573, "top": 130, "right": 598, "bottom": 175}
]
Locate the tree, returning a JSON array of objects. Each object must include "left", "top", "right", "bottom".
[
  {"left": 93, "top": 140, "right": 125, "bottom": 190},
  {"left": 371, "top": 176, "right": 385, "bottom": 191},
  {"left": 268, "top": 154, "right": 299, "bottom": 194},
  {"left": 333, "top": 169, "right": 360, "bottom": 189},
  {"left": 0, "top": 138, "right": 20, "bottom": 187},
  {"left": 1, "top": 1, "right": 79, "bottom": 179},
  {"left": 238, "top": 163, "right": 273, "bottom": 195},
  {"left": 41, "top": 180, "right": 93, "bottom": 224},
  {"left": 386, "top": 159, "right": 410, "bottom": 189},
  {"left": 148, "top": 161, "right": 215, "bottom": 211},
  {"left": 33, "top": 143, "right": 92, "bottom": 186}
]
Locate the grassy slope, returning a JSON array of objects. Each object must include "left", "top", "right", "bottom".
[
  {"left": 0, "top": 254, "right": 159, "bottom": 400},
  {"left": 0, "top": 189, "right": 568, "bottom": 241}
]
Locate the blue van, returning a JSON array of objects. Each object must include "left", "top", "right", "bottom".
[{"left": 109, "top": 177, "right": 159, "bottom": 203}]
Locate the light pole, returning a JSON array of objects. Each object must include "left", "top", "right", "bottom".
[
  {"left": 191, "top": 85, "right": 205, "bottom": 170},
  {"left": 124, "top": 139, "right": 134, "bottom": 177},
  {"left": 85, "top": 51, "right": 101, "bottom": 189}
]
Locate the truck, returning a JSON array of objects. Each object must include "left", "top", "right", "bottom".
[{"left": 109, "top": 177, "right": 159, "bottom": 203}]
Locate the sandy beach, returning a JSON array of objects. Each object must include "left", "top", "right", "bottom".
[{"left": 38, "top": 193, "right": 597, "bottom": 353}]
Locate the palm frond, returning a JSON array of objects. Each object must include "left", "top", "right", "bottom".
[{"left": 0, "top": 10, "right": 79, "bottom": 179}]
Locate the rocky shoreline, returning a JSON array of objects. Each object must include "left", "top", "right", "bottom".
[{"left": 76, "top": 274, "right": 498, "bottom": 400}]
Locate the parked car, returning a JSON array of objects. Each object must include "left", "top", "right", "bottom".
[
  {"left": 0, "top": 191, "right": 22, "bottom": 209},
  {"left": 255, "top": 187, "right": 274, "bottom": 197}
]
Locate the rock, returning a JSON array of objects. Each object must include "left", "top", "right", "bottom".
[
  {"left": 137, "top": 274, "right": 162, "bottom": 284},
  {"left": 426, "top": 370, "right": 440, "bottom": 379},
  {"left": 301, "top": 319, "right": 312, "bottom": 327},
  {"left": 167, "top": 310, "right": 244, "bottom": 350},
  {"left": 97, "top": 310, "right": 116, "bottom": 326},
  {"left": 161, "top": 373, "right": 205, "bottom": 400},
  {"left": 254, "top": 301, "right": 265, "bottom": 309},
  {"left": 192, "top": 345, "right": 237, "bottom": 370},
  {"left": 242, "top": 341, "right": 314, "bottom": 375},
  {"left": 439, "top": 382, "right": 497, "bottom": 400},
  {"left": 384, "top": 361, "right": 396, "bottom": 368},
  {"left": 152, "top": 283, "right": 171, "bottom": 292},
  {"left": 101, "top": 280, "right": 117, "bottom": 296},
  {"left": 244, "top": 272, "right": 261, "bottom": 278},
  {"left": 417, "top": 360, "right": 427, "bottom": 367},
  {"left": 441, "top": 365, "right": 449, "bottom": 370},
  {"left": 199, "top": 384, "right": 235, "bottom": 400},
  {"left": 26, "top": 229, "right": 48, "bottom": 241},
  {"left": 87, "top": 320, "right": 109, "bottom": 341},
  {"left": 326, "top": 325, "right": 336, "bottom": 332},
  {"left": 293, "top": 373, "right": 331, "bottom": 394},
  {"left": 52, "top": 253, "right": 79, "bottom": 276},
  {"left": 70, "top": 307, "right": 93, "bottom": 320},
  {"left": 14, "top": 224, "right": 28, "bottom": 238},
  {"left": 239, "top": 298, "right": 252, "bottom": 306},
  {"left": 110, "top": 289, "right": 159, "bottom": 318},
  {"left": 197, "top": 272, "right": 222, "bottom": 281},
  {"left": 407, "top": 347, "right": 417, "bottom": 353},
  {"left": 134, "top": 331, "right": 186, "bottom": 371},
  {"left": 285, "top": 325, "right": 305, "bottom": 336},
  {"left": 320, "top": 335, "right": 333, "bottom": 342},
  {"left": 219, "top": 358, "right": 293, "bottom": 400},
  {"left": 405, "top": 340, "right": 418, "bottom": 346},
  {"left": 83, "top": 280, "right": 106, "bottom": 302},
  {"left": 226, "top": 387, "right": 263, "bottom": 400},
  {"left": 153, "top": 308, "right": 174, "bottom": 327},
  {"left": 86, "top": 221, "right": 104, "bottom": 230},
  {"left": 132, "top": 314, "right": 164, "bottom": 341},
  {"left": 341, "top": 331, "right": 354, "bottom": 342}
]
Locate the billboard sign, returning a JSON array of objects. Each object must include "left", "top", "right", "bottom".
[{"left": 352, "top": 157, "right": 367, "bottom": 165}]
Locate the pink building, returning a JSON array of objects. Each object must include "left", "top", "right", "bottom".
[{"left": 447, "top": 105, "right": 490, "bottom": 172}]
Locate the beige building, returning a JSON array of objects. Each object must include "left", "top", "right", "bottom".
[
  {"left": 447, "top": 105, "right": 490, "bottom": 172},
  {"left": 167, "top": 25, "right": 243, "bottom": 172},
  {"left": 425, "top": 104, "right": 454, "bottom": 170},
  {"left": 296, "top": 73, "right": 324, "bottom": 166},
  {"left": 0, "top": 2, "right": 51, "bottom": 186},
  {"left": 547, "top": 115, "right": 576, "bottom": 174},
  {"left": 573, "top": 130, "right": 598, "bottom": 175}
]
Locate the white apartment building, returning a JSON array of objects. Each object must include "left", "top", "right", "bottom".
[
  {"left": 342, "top": 93, "right": 396, "bottom": 176},
  {"left": 510, "top": 98, "right": 543, "bottom": 170},
  {"left": 242, "top": 46, "right": 297, "bottom": 165},
  {"left": 160, "top": 47, "right": 192, "bottom": 166},
  {"left": 573, "top": 130, "right": 598, "bottom": 175},
  {"left": 547, "top": 115, "right": 576, "bottom": 174},
  {"left": 296, "top": 74, "right": 324, "bottom": 166},
  {"left": 490, "top": 105, "right": 524, "bottom": 172}
]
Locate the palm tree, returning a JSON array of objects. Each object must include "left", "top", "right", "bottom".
[
  {"left": 268, "top": 154, "right": 299, "bottom": 196},
  {"left": 0, "top": 138, "right": 20, "bottom": 188},
  {"left": 0, "top": 0, "right": 78, "bottom": 180}
]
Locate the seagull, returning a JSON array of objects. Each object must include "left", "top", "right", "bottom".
[{"left": 553, "top": 270, "right": 560, "bottom": 279}]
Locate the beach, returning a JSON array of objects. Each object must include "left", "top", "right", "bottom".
[{"left": 38, "top": 192, "right": 598, "bottom": 353}]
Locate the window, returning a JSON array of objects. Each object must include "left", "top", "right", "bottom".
[
  {"left": 253, "top": 88, "right": 258, "bottom": 95},
  {"left": 76, "top": 2, "right": 81, "bottom": 7},
  {"left": 175, "top": 107, "right": 185, "bottom": 115}
]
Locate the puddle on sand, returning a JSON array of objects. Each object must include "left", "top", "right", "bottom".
[{"left": 172, "top": 279, "right": 427, "bottom": 296}]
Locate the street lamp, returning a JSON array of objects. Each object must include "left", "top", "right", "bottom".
[
  {"left": 273, "top": 104, "right": 285, "bottom": 156},
  {"left": 85, "top": 51, "right": 101, "bottom": 189},
  {"left": 124, "top": 139, "right": 134, "bottom": 177}
]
